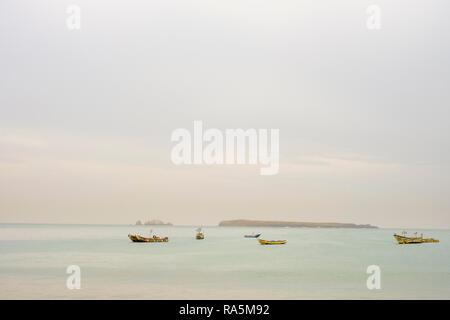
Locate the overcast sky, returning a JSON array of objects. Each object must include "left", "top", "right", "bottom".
[{"left": 1, "top": 0, "right": 449, "bottom": 228}]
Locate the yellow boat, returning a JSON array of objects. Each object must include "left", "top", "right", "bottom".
[
  {"left": 258, "top": 239, "right": 287, "bottom": 245},
  {"left": 394, "top": 233, "right": 439, "bottom": 245},
  {"left": 128, "top": 234, "right": 169, "bottom": 243}
]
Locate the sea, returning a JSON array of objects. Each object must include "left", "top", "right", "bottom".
[{"left": 0, "top": 224, "right": 449, "bottom": 299}]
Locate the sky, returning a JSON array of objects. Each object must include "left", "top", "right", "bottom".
[{"left": 0, "top": 0, "right": 449, "bottom": 228}]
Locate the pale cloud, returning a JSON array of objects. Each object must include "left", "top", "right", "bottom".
[
  {"left": 0, "top": 134, "right": 48, "bottom": 149},
  {"left": 281, "top": 154, "right": 402, "bottom": 176}
]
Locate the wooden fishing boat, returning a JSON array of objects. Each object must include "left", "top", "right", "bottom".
[
  {"left": 394, "top": 233, "right": 439, "bottom": 244},
  {"left": 195, "top": 227, "right": 204, "bottom": 240},
  {"left": 196, "top": 232, "right": 205, "bottom": 240},
  {"left": 128, "top": 234, "right": 169, "bottom": 243},
  {"left": 258, "top": 239, "right": 287, "bottom": 245},
  {"left": 244, "top": 233, "right": 261, "bottom": 238}
]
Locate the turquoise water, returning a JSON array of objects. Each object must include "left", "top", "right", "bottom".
[{"left": 0, "top": 224, "right": 449, "bottom": 299}]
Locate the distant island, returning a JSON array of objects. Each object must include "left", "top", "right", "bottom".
[
  {"left": 218, "top": 219, "right": 377, "bottom": 229},
  {"left": 135, "top": 219, "right": 172, "bottom": 226}
]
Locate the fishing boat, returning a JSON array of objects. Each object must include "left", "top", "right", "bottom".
[
  {"left": 196, "top": 227, "right": 204, "bottom": 240},
  {"left": 244, "top": 233, "right": 261, "bottom": 238},
  {"left": 258, "top": 239, "right": 287, "bottom": 245},
  {"left": 394, "top": 232, "right": 439, "bottom": 244},
  {"left": 128, "top": 234, "right": 169, "bottom": 243},
  {"left": 196, "top": 232, "right": 204, "bottom": 240}
]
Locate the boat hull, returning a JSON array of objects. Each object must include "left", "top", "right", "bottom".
[
  {"left": 258, "top": 239, "right": 287, "bottom": 245},
  {"left": 244, "top": 233, "right": 261, "bottom": 238},
  {"left": 394, "top": 234, "right": 439, "bottom": 244},
  {"left": 128, "top": 234, "right": 169, "bottom": 243}
]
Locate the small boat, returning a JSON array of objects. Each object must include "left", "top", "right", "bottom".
[
  {"left": 258, "top": 239, "right": 287, "bottom": 245},
  {"left": 128, "top": 234, "right": 169, "bottom": 243},
  {"left": 196, "top": 232, "right": 204, "bottom": 240},
  {"left": 394, "top": 232, "right": 439, "bottom": 245},
  {"left": 244, "top": 233, "right": 261, "bottom": 238},
  {"left": 195, "top": 227, "right": 204, "bottom": 240}
]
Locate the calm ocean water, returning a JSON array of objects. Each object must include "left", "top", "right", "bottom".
[{"left": 0, "top": 224, "right": 449, "bottom": 299}]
